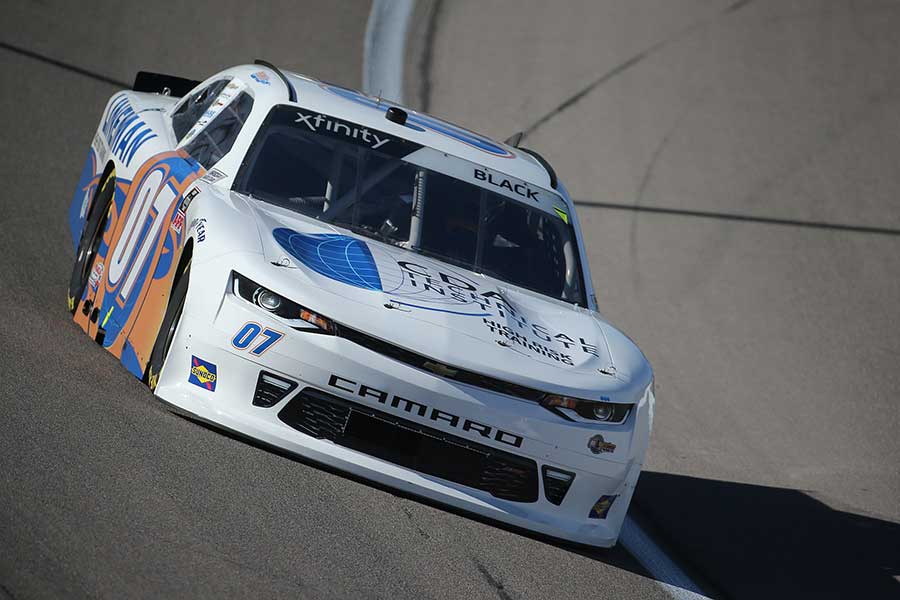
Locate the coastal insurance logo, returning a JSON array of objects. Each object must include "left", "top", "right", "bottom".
[{"left": 272, "top": 229, "right": 493, "bottom": 316}]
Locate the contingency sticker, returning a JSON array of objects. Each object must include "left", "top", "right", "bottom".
[
  {"left": 189, "top": 355, "right": 218, "bottom": 391},
  {"left": 589, "top": 495, "right": 617, "bottom": 519},
  {"left": 553, "top": 206, "right": 569, "bottom": 224}
]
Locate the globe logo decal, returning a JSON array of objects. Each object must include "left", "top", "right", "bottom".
[{"left": 273, "top": 229, "right": 383, "bottom": 291}]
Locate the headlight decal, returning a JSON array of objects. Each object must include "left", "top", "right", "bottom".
[
  {"left": 541, "top": 394, "right": 632, "bottom": 424},
  {"left": 232, "top": 272, "right": 335, "bottom": 334}
]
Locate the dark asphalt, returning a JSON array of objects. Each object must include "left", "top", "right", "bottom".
[
  {"left": 421, "top": 0, "right": 900, "bottom": 598},
  {"left": 4, "top": 1, "right": 899, "bottom": 598},
  {"left": 0, "top": 2, "right": 667, "bottom": 599}
]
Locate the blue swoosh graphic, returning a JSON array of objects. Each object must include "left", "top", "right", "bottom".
[{"left": 273, "top": 229, "right": 383, "bottom": 291}]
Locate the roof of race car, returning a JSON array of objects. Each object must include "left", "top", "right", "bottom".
[{"left": 234, "top": 66, "right": 557, "bottom": 192}]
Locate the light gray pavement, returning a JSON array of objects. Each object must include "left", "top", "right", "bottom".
[
  {"left": 0, "top": 2, "right": 670, "bottom": 599},
  {"left": 420, "top": 0, "right": 900, "bottom": 597}
]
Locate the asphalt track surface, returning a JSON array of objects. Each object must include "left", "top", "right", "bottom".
[{"left": 1, "top": 1, "right": 898, "bottom": 599}]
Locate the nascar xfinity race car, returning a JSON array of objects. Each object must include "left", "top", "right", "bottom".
[{"left": 67, "top": 61, "right": 654, "bottom": 548}]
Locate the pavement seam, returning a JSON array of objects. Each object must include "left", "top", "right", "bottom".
[
  {"left": 0, "top": 40, "right": 129, "bottom": 88},
  {"left": 573, "top": 200, "right": 900, "bottom": 237},
  {"left": 521, "top": 0, "right": 757, "bottom": 140},
  {"left": 471, "top": 559, "right": 515, "bottom": 600}
]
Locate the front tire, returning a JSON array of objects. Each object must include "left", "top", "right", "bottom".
[
  {"left": 145, "top": 261, "right": 191, "bottom": 392},
  {"left": 68, "top": 171, "right": 115, "bottom": 314}
]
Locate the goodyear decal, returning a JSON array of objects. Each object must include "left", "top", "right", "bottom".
[
  {"left": 189, "top": 356, "right": 217, "bottom": 391},
  {"left": 102, "top": 95, "right": 158, "bottom": 167}
]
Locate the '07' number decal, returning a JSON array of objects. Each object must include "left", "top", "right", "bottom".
[{"left": 231, "top": 322, "right": 284, "bottom": 355}]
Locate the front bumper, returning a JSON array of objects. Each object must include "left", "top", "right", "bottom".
[{"left": 155, "top": 261, "right": 654, "bottom": 548}]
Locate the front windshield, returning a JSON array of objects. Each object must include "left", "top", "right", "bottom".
[{"left": 235, "top": 106, "right": 587, "bottom": 306}]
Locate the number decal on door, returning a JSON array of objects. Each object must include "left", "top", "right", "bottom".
[
  {"left": 231, "top": 322, "right": 284, "bottom": 355},
  {"left": 75, "top": 150, "right": 203, "bottom": 375},
  {"left": 106, "top": 167, "right": 177, "bottom": 304}
]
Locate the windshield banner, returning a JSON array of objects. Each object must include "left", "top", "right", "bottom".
[{"left": 269, "top": 106, "right": 424, "bottom": 159}]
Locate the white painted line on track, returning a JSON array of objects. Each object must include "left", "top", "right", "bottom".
[
  {"left": 363, "top": 5, "right": 714, "bottom": 599},
  {"left": 362, "top": 0, "right": 414, "bottom": 103},
  {"left": 621, "top": 515, "right": 714, "bottom": 599}
]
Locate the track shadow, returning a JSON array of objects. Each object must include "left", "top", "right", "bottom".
[
  {"left": 166, "top": 409, "right": 646, "bottom": 574},
  {"left": 167, "top": 408, "right": 899, "bottom": 598},
  {"left": 633, "top": 472, "right": 900, "bottom": 599}
]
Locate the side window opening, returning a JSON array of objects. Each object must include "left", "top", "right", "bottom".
[
  {"left": 171, "top": 79, "right": 229, "bottom": 142},
  {"left": 183, "top": 91, "right": 254, "bottom": 168}
]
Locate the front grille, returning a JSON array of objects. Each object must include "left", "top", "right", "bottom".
[
  {"left": 285, "top": 389, "right": 350, "bottom": 437},
  {"left": 278, "top": 388, "right": 539, "bottom": 503}
]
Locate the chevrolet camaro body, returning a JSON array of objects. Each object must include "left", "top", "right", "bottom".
[{"left": 67, "top": 63, "right": 654, "bottom": 548}]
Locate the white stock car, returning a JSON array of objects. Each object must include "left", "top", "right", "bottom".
[{"left": 67, "top": 62, "right": 654, "bottom": 548}]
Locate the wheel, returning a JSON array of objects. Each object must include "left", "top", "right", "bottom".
[
  {"left": 145, "top": 261, "right": 191, "bottom": 392},
  {"left": 68, "top": 170, "right": 115, "bottom": 314}
]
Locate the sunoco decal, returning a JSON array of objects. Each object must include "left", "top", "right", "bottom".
[{"left": 189, "top": 355, "right": 217, "bottom": 391}]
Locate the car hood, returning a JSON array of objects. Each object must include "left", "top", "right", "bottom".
[{"left": 240, "top": 195, "right": 652, "bottom": 401}]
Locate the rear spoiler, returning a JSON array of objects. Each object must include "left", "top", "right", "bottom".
[{"left": 132, "top": 71, "right": 201, "bottom": 98}]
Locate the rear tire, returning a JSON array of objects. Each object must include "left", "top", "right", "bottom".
[
  {"left": 68, "top": 171, "right": 115, "bottom": 314},
  {"left": 145, "top": 261, "right": 191, "bottom": 392}
]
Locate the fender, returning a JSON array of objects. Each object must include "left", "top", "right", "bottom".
[{"left": 71, "top": 91, "right": 204, "bottom": 378}]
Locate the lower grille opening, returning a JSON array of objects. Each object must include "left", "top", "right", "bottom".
[{"left": 278, "top": 388, "right": 539, "bottom": 503}]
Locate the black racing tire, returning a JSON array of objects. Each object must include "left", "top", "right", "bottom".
[
  {"left": 68, "top": 171, "right": 115, "bottom": 314},
  {"left": 145, "top": 261, "right": 191, "bottom": 392}
]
